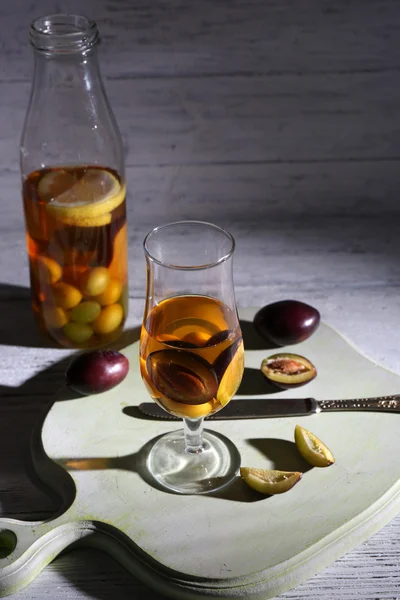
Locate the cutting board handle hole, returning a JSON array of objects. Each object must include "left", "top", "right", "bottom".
[{"left": 0, "top": 529, "right": 17, "bottom": 558}]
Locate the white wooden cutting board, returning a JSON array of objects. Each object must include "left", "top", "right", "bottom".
[{"left": 1, "top": 307, "right": 399, "bottom": 599}]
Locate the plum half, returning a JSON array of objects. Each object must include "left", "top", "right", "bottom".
[
  {"left": 146, "top": 349, "right": 218, "bottom": 405},
  {"left": 261, "top": 353, "right": 316, "bottom": 389},
  {"left": 254, "top": 300, "right": 320, "bottom": 346}
]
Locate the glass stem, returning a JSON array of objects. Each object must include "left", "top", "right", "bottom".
[{"left": 183, "top": 418, "right": 204, "bottom": 454}]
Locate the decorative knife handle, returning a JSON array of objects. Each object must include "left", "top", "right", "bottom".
[{"left": 318, "top": 394, "right": 400, "bottom": 413}]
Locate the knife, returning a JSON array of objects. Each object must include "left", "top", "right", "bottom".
[{"left": 138, "top": 395, "right": 400, "bottom": 420}]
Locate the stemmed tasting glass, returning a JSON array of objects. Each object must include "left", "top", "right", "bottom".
[{"left": 140, "top": 221, "right": 244, "bottom": 494}]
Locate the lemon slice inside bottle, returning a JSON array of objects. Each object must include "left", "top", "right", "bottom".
[{"left": 42, "top": 169, "right": 125, "bottom": 227}]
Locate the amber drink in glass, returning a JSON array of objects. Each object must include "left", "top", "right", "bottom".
[{"left": 140, "top": 221, "right": 244, "bottom": 494}]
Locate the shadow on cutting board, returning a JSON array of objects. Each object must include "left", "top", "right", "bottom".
[
  {"left": 237, "top": 367, "right": 279, "bottom": 395},
  {"left": 247, "top": 438, "right": 313, "bottom": 474},
  {"left": 0, "top": 319, "right": 141, "bottom": 522},
  {"left": 240, "top": 319, "right": 279, "bottom": 351},
  {"left": 0, "top": 283, "right": 53, "bottom": 348}
]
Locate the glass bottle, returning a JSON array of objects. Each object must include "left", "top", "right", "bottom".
[{"left": 20, "top": 14, "right": 128, "bottom": 349}]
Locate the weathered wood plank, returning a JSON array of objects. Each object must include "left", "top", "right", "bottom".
[
  {"left": 2, "top": 215, "right": 400, "bottom": 297},
  {"left": 3, "top": 159, "right": 400, "bottom": 238},
  {"left": 1, "top": 0, "right": 400, "bottom": 81},
  {"left": 3, "top": 70, "right": 400, "bottom": 173},
  {"left": 123, "top": 160, "right": 400, "bottom": 222}
]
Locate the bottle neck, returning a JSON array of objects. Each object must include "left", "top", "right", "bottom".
[
  {"left": 21, "top": 14, "right": 124, "bottom": 178},
  {"left": 30, "top": 14, "right": 99, "bottom": 56},
  {"left": 32, "top": 45, "right": 101, "bottom": 90},
  {"left": 30, "top": 14, "right": 101, "bottom": 86}
]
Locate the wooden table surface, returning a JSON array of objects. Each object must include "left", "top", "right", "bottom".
[{"left": 1, "top": 0, "right": 399, "bottom": 598}]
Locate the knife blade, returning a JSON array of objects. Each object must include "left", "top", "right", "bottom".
[{"left": 138, "top": 394, "right": 400, "bottom": 420}]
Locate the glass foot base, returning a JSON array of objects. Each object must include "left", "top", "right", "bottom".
[{"left": 147, "top": 429, "right": 240, "bottom": 495}]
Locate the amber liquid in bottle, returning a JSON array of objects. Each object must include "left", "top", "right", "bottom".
[
  {"left": 23, "top": 165, "right": 128, "bottom": 348},
  {"left": 140, "top": 295, "right": 244, "bottom": 419}
]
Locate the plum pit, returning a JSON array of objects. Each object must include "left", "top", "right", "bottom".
[{"left": 261, "top": 353, "right": 316, "bottom": 389}]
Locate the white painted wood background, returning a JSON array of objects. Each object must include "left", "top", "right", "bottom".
[{"left": 0, "top": 0, "right": 399, "bottom": 598}]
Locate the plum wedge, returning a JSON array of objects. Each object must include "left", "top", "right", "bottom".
[
  {"left": 294, "top": 425, "right": 335, "bottom": 467},
  {"left": 240, "top": 467, "right": 302, "bottom": 495}
]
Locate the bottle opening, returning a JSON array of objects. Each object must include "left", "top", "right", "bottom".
[{"left": 30, "top": 14, "right": 99, "bottom": 54}]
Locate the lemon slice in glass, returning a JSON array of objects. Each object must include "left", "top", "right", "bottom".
[
  {"left": 43, "top": 169, "right": 125, "bottom": 227},
  {"left": 240, "top": 467, "right": 302, "bottom": 495}
]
